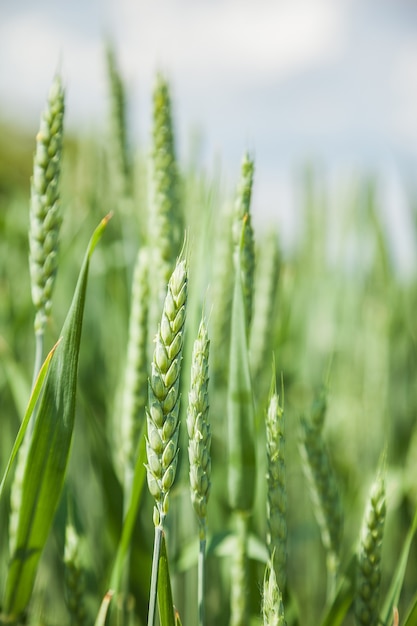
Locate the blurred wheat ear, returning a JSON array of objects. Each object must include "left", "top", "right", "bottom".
[
  {"left": 355, "top": 471, "right": 386, "bottom": 626},
  {"left": 29, "top": 74, "right": 65, "bottom": 345}
]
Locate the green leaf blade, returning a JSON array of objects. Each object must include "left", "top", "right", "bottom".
[
  {"left": 109, "top": 423, "right": 147, "bottom": 593},
  {"left": 0, "top": 341, "right": 58, "bottom": 500},
  {"left": 157, "top": 533, "right": 176, "bottom": 626},
  {"left": 3, "top": 217, "right": 110, "bottom": 620}
]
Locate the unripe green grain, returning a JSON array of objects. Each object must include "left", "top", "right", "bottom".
[
  {"left": 120, "top": 248, "right": 149, "bottom": 489},
  {"left": 29, "top": 74, "right": 64, "bottom": 335},
  {"left": 10, "top": 75, "right": 64, "bottom": 556},
  {"left": 187, "top": 318, "right": 211, "bottom": 537},
  {"left": 146, "top": 258, "right": 187, "bottom": 525},
  {"left": 106, "top": 44, "right": 131, "bottom": 200},
  {"left": 148, "top": 75, "right": 183, "bottom": 341},
  {"left": 262, "top": 559, "right": 286, "bottom": 626},
  {"left": 233, "top": 153, "right": 255, "bottom": 333},
  {"left": 266, "top": 383, "right": 287, "bottom": 592},
  {"left": 211, "top": 203, "right": 234, "bottom": 384},
  {"left": 355, "top": 473, "right": 386, "bottom": 626}
]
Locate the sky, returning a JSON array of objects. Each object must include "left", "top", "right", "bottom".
[{"left": 1, "top": 0, "right": 417, "bottom": 271}]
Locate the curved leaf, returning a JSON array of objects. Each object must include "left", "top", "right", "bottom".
[
  {"left": 2, "top": 215, "right": 111, "bottom": 620},
  {"left": 0, "top": 340, "right": 59, "bottom": 500},
  {"left": 158, "top": 533, "right": 176, "bottom": 626}
]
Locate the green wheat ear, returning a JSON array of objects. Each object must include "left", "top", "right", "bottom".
[
  {"left": 145, "top": 256, "right": 188, "bottom": 527},
  {"left": 10, "top": 74, "right": 65, "bottom": 556},
  {"left": 106, "top": 43, "right": 131, "bottom": 201},
  {"left": 120, "top": 247, "right": 150, "bottom": 494},
  {"left": 187, "top": 317, "right": 211, "bottom": 537},
  {"left": 232, "top": 152, "right": 255, "bottom": 333},
  {"left": 266, "top": 374, "right": 287, "bottom": 592},
  {"left": 187, "top": 316, "right": 211, "bottom": 626},
  {"left": 211, "top": 202, "right": 234, "bottom": 385},
  {"left": 262, "top": 557, "right": 286, "bottom": 626},
  {"left": 355, "top": 471, "right": 386, "bottom": 626},
  {"left": 29, "top": 74, "right": 65, "bottom": 336}
]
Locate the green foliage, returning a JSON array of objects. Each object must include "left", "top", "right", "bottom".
[
  {"left": 2, "top": 216, "right": 109, "bottom": 621},
  {"left": 0, "top": 55, "right": 417, "bottom": 626}
]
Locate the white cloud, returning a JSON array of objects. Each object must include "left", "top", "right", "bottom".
[
  {"left": 0, "top": 10, "right": 106, "bottom": 127},
  {"left": 391, "top": 41, "right": 417, "bottom": 147},
  {"left": 116, "top": 0, "right": 345, "bottom": 84}
]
